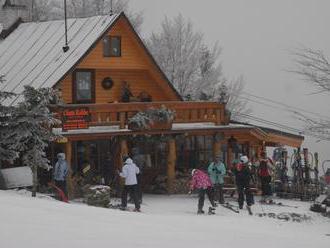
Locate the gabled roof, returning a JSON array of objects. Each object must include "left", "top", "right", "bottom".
[
  {"left": 0, "top": 13, "right": 121, "bottom": 104},
  {"left": 0, "top": 12, "right": 182, "bottom": 105}
]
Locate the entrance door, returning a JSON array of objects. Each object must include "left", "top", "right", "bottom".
[{"left": 72, "top": 138, "right": 119, "bottom": 185}]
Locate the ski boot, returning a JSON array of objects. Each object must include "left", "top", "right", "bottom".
[
  {"left": 119, "top": 206, "right": 127, "bottom": 211},
  {"left": 208, "top": 207, "right": 216, "bottom": 215},
  {"left": 197, "top": 209, "right": 205, "bottom": 215},
  {"left": 246, "top": 205, "right": 253, "bottom": 215}
]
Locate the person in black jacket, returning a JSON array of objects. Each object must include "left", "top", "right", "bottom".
[{"left": 232, "top": 155, "right": 253, "bottom": 213}]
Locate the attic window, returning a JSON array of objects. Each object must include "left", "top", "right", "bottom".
[
  {"left": 103, "top": 36, "right": 121, "bottom": 57},
  {"left": 73, "top": 70, "right": 95, "bottom": 103}
]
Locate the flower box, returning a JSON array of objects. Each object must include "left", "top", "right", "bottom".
[
  {"left": 128, "top": 106, "right": 175, "bottom": 131},
  {"left": 128, "top": 120, "right": 172, "bottom": 131}
]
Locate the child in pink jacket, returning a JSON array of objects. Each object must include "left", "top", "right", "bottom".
[{"left": 190, "top": 169, "right": 216, "bottom": 214}]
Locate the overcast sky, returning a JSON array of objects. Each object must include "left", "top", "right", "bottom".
[{"left": 130, "top": 0, "right": 330, "bottom": 164}]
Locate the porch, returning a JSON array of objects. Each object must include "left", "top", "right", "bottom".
[{"left": 53, "top": 101, "right": 228, "bottom": 130}]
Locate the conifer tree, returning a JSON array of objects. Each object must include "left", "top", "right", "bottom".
[
  {"left": 0, "top": 75, "right": 18, "bottom": 165},
  {"left": 12, "top": 86, "right": 60, "bottom": 197}
]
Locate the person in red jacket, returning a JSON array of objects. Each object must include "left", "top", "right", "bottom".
[
  {"left": 190, "top": 169, "right": 216, "bottom": 214},
  {"left": 257, "top": 152, "right": 274, "bottom": 203}
]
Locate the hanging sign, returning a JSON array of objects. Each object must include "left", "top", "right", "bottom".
[{"left": 62, "top": 107, "right": 90, "bottom": 131}]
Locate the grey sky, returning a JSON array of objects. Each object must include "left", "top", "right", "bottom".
[{"left": 130, "top": 0, "right": 330, "bottom": 163}]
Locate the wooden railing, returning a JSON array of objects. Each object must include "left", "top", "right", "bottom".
[{"left": 54, "top": 101, "right": 227, "bottom": 130}]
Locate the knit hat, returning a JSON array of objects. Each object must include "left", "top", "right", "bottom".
[
  {"left": 240, "top": 155, "right": 249, "bottom": 164},
  {"left": 57, "top": 153, "right": 66, "bottom": 160},
  {"left": 122, "top": 155, "right": 130, "bottom": 163}
]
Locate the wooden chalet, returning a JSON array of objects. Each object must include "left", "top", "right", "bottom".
[{"left": 0, "top": 9, "right": 304, "bottom": 197}]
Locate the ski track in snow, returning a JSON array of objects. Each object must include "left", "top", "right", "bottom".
[{"left": 0, "top": 190, "right": 329, "bottom": 248}]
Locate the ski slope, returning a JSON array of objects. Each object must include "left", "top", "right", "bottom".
[{"left": 0, "top": 190, "right": 329, "bottom": 248}]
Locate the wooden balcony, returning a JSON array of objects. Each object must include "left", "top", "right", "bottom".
[{"left": 53, "top": 101, "right": 228, "bottom": 131}]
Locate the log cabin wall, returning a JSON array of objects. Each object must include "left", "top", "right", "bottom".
[{"left": 57, "top": 16, "right": 180, "bottom": 104}]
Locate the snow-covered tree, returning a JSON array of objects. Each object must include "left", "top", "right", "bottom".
[
  {"left": 291, "top": 47, "right": 330, "bottom": 140},
  {"left": 0, "top": 75, "right": 18, "bottom": 164},
  {"left": 31, "top": 0, "right": 143, "bottom": 31},
  {"left": 147, "top": 14, "right": 206, "bottom": 97},
  {"left": 216, "top": 77, "right": 252, "bottom": 120},
  {"left": 12, "top": 86, "right": 60, "bottom": 197},
  {"left": 147, "top": 14, "right": 251, "bottom": 120}
]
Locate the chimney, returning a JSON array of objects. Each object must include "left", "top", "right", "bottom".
[{"left": 0, "top": 0, "right": 32, "bottom": 29}]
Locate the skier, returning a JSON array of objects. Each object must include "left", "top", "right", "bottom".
[
  {"left": 232, "top": 155, "right": 253, "bottom": 214},
  {"left": 119, "top": 155, "right": 141, "bottom": 212},
  {"left": 208, "top": 155, "right": 226, "bottom": 204},
  {"left": 189, "top": 169, "right": 216, "bottom": 214},
  {"left": 53, "top": 153, "right": 69, "bottom": 199},
  {"left": 257, "top": 152, "right": 273, "bottom": 203},
  {"left": 132, "top": 148, "right": 145, "bottom": 204}
]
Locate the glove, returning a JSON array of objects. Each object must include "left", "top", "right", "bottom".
[{"left": 188, "top": 190, "right": 192, "bottom": 195}]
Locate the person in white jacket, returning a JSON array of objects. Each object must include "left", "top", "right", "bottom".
[{"left": 119, "top": 155, "right": 141, "bottom": 211}]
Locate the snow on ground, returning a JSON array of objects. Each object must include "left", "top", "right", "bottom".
[{"left": 0, "top": 190, "right": 329, "bottom": 248}]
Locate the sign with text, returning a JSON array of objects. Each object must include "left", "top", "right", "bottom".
[{"left": 62, "top": 108, "right": 90, "bottom": 131}]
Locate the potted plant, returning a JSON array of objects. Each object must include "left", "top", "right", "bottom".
[{"left": 128, "top": 106, "right": 175, "bottom": 130}]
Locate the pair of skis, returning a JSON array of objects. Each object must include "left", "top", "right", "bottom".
[
  {"left": 259, "top": 200, "right": 298, "bottom": 208},
  {"left": 219, "top": 202, "right": 253, "bottom": 215},
  {"left": 220, "top": 202, "right": 240, "bottom": 213},
  {"left": 109, "top": 203, "right": 141, "bottom": 212}
]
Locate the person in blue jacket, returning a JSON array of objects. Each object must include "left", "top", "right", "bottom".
[
  {"left": 54, "top": 153, "right": 69, "bottom": 198},
  {"left": 208, "top": 155, "right": 226, "bottom": 204}
]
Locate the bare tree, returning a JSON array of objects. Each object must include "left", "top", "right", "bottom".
[
  {"left": 292, "top": 47, "right": 330, "bottom": 93},
  {"left": 291, "top": 47, "right": 330, "bottom": 139},
  {"left": 147, "top": 14, "right": 251, "bottom": 120}
]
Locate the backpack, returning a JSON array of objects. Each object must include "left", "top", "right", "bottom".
[{"left": 259, "top": 160, "right": 270, "bottom": 177}]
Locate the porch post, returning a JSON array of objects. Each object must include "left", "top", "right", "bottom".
[
  {"left": 65, "top": 140, "right": 74, "bottom": 199},
  {"left": 227, "top": 146, "right": 233, "bottom": 169},
  {"left": 167, "top": 137, "right": 176, "bottom": 194},
  {"left": 213, "top": 139, "right": 221, "bottom": 159},
  {"left": 120, "top": 137, "right": 128, "bottom": 168}
]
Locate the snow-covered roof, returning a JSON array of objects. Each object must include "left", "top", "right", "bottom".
[
  {"left": 1, "top": 0, "right": 27, "bottom": 7},
  {"left": 52, "top": 123, "right": 257, "bottom": 137},
  {"left": 52, "top": 122, "right": 303, "bottom": 147},
  {"left": 0, "top": 13, "right": 121, "bottom": 105}
]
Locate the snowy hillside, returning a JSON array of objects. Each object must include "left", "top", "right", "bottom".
[{"left": 0, "top": 190, "right": 329, "bottom": 248}]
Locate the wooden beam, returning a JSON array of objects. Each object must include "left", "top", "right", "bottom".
[
  {"left": 120, "top": 137, "right": 128, "bottom": 169},
  {"left": 227, "top": 138, "right": 233, "bottom": 169},
  {"left": 167, "top": 138, "right": 176, "bottom": 194},
  {"left": 213, "top": 139, "right": 221, "bottom": 160}
]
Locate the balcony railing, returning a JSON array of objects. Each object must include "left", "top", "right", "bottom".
[{"left": 54, "top": 101, "right": 227, "bottom": 130}]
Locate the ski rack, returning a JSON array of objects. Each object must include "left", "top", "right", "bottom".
[{"left": 273, "top": 148, "right": 320, "bottom": 201}]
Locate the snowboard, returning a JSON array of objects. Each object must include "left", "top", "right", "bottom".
[{"left": 48, "top": 182, "right": 69, "bottom": 203}]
